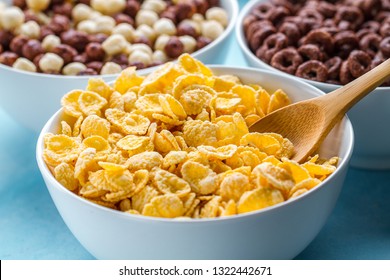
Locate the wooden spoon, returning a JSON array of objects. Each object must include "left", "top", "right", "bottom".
[{"left": 250, "top": 58, "right": 390, "bottom": 163}]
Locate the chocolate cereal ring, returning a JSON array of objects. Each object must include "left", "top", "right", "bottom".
[
  {"left": 325, "top": 56, "right": 342, "bottom": 80},
  {"left": 296, "top": 60, "right": 328, "bottom": 82},
  {"left": 298, "top": 44, "right": 324, "bottom": 61},
  {"left": 302, "top": 30, "right": 334, "bottom": 54},
  {"left": 334, "top": 31, "right": 359, "bottom": 59},
  {"left": 249, "top": 24, "right": 276, "bottom": 52},
  {"left": 339, "top": 61, "right": 354, "bottom": 84},
  {"left": 270, "top": 48, "right": 303, "bottom": 74},
  {"left": 335, "top": 6, "right": 364, "bottom": 30},
  {"left": 348, "top": 50, "right": 372, "bottom": 78},
  {"left": 256, "top": 33, "right": 288, "bottom": 63},
  {"left": 360, "top": 34, "right": 382, "bottom": 57},
  {"left": 380, "top": 37, "right": 390, "bottom": 57},
  {"left": 252, "top": 2, "right": 274, "bottom": 20},
  {"left": 278, "top": 22, "right": 301, "bottom": 45}
]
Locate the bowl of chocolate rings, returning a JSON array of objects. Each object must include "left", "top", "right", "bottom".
[
  {"left": 0, "top": 0, "right": 238, "bottom": 132},
  {"left": 36, "top": 55, "right": 353, "bottom": 259},
  {"left": 236, "top": 0, "right": 390, "bottom": 169}
]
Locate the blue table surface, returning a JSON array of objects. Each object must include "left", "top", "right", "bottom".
[{"left": 1, "top": 1, "right": 390, "bottom": 260}]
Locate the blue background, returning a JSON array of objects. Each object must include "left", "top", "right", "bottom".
[{"left": 0, "top": 0, "right": 389, "bottom": 260}]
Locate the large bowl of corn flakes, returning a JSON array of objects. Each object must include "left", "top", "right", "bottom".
[{"left": 36, "top": 55, "right": 354, "bottom": 259}]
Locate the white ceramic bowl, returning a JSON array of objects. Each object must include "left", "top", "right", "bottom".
[
  {"left": 36, "top": 66, "right": 354, "bottom": 260},
  {"left": 236, "top": 0, "right": 390, "bottom": 169},
  {"left": 0, "top": 0, "right": 238, "bottom": 132}
]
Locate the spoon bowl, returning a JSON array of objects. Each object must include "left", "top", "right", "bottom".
[{"left": 250, "top": 59, "right": 390, "bottom": 163}]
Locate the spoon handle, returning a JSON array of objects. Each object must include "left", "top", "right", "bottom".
[{"left": 320, "top": 58, "right": 390, "bottom": 117}]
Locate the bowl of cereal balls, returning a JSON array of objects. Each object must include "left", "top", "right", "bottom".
[
  {"left": 236, "top": 0, "right": 390, "bottom": 169},
  {"left": 36, "top": 55, "right": 354, "bottom": 259},
  {"left": 0, "top": 0, "right": 238, "bottom": 132}
]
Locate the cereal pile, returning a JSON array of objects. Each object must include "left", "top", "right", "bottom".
[
  {"left": 0, "top": 0, "right": 228, "bottom": 75},
  {"left": 42, "top": 54, "right": 338, "bottom": 219},
  {"left": 244, "top": 0, "right": 390, "bottom": 85}
]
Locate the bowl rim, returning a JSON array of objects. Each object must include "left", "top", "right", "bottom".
[
  {"left": 235, "top": 0, "right": 390, "bottom": 92},
  {"left": 0, "top": 0, "right": 239, "bottom": 79},
  {"left": 36, "top": 65, "right": 354, "bottom": 225}
]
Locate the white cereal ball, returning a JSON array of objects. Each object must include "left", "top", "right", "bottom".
[
  {"left": 91, "top": 0, "right": 126, "bottom": 15},
  {"left": 180, "top": 19, "right": 201, "bottom": 33},
  {"left": 154, "top": 34, "right": 170, "bottom": 51},
  {"left": 101, "top": 62, "right": 122, "bottom": 75},
  {"left": 130, "top": 43, "right": 153, "bottom": 56},
  {"left": 201, "top": 20, "right": 224, "bottom": 40},
  {"left": 152, "top": 50, "right": 168, "bottom": 63},
  {"left": 142, "top": 0, "right": 167, "bottom": 14},
  {"left": 94, "top": 16, "right": 116, "bottom": 34},
  {"left": 192, "top": 13, "right": 204, "bottom": 24},
  {"left": 113, "top": 23, "right": 135, "bottom": 42},
  {"left": 179, "top": 35, "right": 197, "bottom": 53},
  {"left": 153, "top": 18, "right": 177, "bottom": 36},
  {"left": 129, "top": 50, "right": 152, "bottom": 65},
  {"left": 26, "top": 0, "right": 50, "bottom": 12},
  {"left": 136, "top": 24, "right": 156, "bottom": 41},
  {"left": 77, "top": 20, "right": 97, "bottom": 34},
  {"left": 36, "top": 12, "right": 51, "bottom": 25},
  {"left": 62, "top": 62, "right": 87, "bottom": 76},
  {"left": 0, "top": 7, "right": 25, "bottom": 31},
  {"left": 18, "top": 21, "right": 41, "bottom": 39},
  {"left": 89, "top": 11, "right": 103, "bottom": 20},
  {"left": 39, "top": 53, "right": 64, "bottom": 72},
  {"left": 205, "top": 7, "right": 228, "bottom": 27},
  {"left": 42, "top": 34, "right": 61, "bottom": 51},
  {"left": 102, "top": 34, "right": 128, "bottom": 56},
  {"left": 13, "top": 58, "right": 37, "bottom": 72},
  {"left": 72, "top": 4, "right": 93, "bottom": 23},
  {"left": 135, "top": 9, "right": 159, "bottom": 27}
]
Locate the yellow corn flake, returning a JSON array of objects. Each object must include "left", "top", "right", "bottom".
[
  {"left": 79, "top": 183, "right": 107, "bottom": 198},
  {"left": 179, "top": 88, "right": 212, "bottom": 115},
  {"left": 178, "top": 53, "right": 213, "bottom": 77},
  {"left": 252, "top": 162, "right": 294, "bottom": 198},
  {"left": 78, "top": 91, "right": 107, "bottom": 116},
  {"left": 214, "top": 97, "right": 241, "bottom": 115},
  {"left": 237, "top": 188, "right": 284, "bottom": 214},
  {"left": 268, "top": 89, "right": 291, "bottom": 114},
  {"left": 225, "top": 146, "right": 267, "bottom": 169},
  {"left": 105, "top": 169, "right": 135, "bottom": 192},
  {"left": 220, "top": 199, "right": 237, "bottom": 217},
  {"left": 142, "top": 194, "right": 184, "bottom": 218},
  {"left": 131, "top": 185, "right": 159, "bottom": 213},
  {"left": 123, "top": 91, "right": 137, "bottom": 112},
  {"left": 133, "top": 169, "right": 149, "bottom": 193},
  {"left": 153, "top": 169, "right": 191, "bottom": 197},
  {"left": 213, "top": 76, "right": 236, "bottom": 92},
  {"left": 108, "top": 91, "right": 124, "bottom": 111},
  {"left": 86, "top": 78, "right": 114, "bottom": 100},
  {"left": 43, "top": 134, "right": 80, "bottom": 166},
  {"left": 54, "top": 162, "right": 78, "bottom": 191},
  {"left": 117, "top": 135, "right": 150, "bottom": 151},
  {"left": 289, "top": 188, "right": 308, "bottom": 199},
  {"left": 240, "top": 133, "right": 281, "bottom": 155},
  {"left": 302, "top": 162, "right": 337, "bottom": 178},
  {"left": 159, "top": 94, "right": 187, "bottom": 120},
  {"left": 173, "top": 74, "right": 213, "bottom": 100},
  {"left": 82, "top": 136, "right": 111, "bottom": 156},
  {"left": 61, "top": 90, "right": 83, "bottom": 118},
  {"left": 262, "top": 155, "right": 281, "bottom": 165},
  {"left": 181, "top": 161, "right": 218, "bottom": 195},
  {"left": 244, "top": 114, "right": 261, "bottom": 127},
  {"left": 289, "top": 178, "right": 321, "bottom": 198},
  {"left": 135, "top": 94, "right": 164, "bottom": 116},
  {"left": 230, "top": 85, "right": 257, "bottom": 115},
  {"left": 119, "top": 198, "right": 132, "bottom": 212},
  {"left": 72, "top": 115, "right": 84, "bottom": 137},
  {"left": 197, "top": 144, "right": 237, "bottom": 160},
  {"left": 162, "top": 151, "right": 188, "bottom": 169},
  {"left": 105, "top": 109, "right": 150, "bottom": 135},
  {"left": 152, "top": 113, "right": 185, "bottom": 126},
  {"left": 74, "top": 148, "right": 98, "bottom": 186},
  {"left": 220, "top": 172, "right": 252, "bottom": 202},
  {"left": 255, "top": 89, "right": 270, "bottom": 117},
  {"left": 61, "top": 121, "right": 72, "bottom": 136},
  {"left": 114, "top": 67, "right": 144, "bottom": 94},
  {"left": 200, "top": 196, "right": 221, "bottom": 218},
  {"left": 183, "top": 120, "right": 217, "bottom": 147},
  {"left": 279, "top": 159, "right": 311, "bottom": 184},
  {"left": 126, "top": 151, "right": 163, "bottom": 171},
  {"left": 98, "top": 161, "right": 127, "bottom": 172},
  {"left": 80, "top": 115, "right": 110, "bottom": 139}
]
